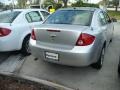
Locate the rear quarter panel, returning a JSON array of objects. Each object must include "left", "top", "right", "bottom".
[
  {"left": 11, "top": 12, "right": 32, "bottom": 50},
  {"left": 87, "top": 10, "right": 107, "bottom": 63}
]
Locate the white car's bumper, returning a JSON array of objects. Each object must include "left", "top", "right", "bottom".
[{"left": 0, "top": 36, "right": 19, "bottom": 51}]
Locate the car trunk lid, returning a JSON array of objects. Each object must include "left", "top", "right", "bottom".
[{"left": 35, "top": 24, "right": 89, "bottom": 48}]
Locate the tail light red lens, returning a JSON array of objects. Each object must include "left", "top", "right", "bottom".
[
  {"left": 76, "top": 33, "right": 95, "bottom": 46},
  {"left": 0, "top": 28, "right": 11, "bottom": 37},
  {"left": 31, "top": 29, "right": 36, "bottom": 40}
]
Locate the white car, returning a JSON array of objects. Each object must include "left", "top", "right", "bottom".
[{"left": 0, "top": 9, "right": 50, "bottom": 55}]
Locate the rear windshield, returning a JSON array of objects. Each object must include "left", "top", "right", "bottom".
[
  {"left": 44, "top": 10, "right": 93, "bottom": 26},
  {"left": 0, "top": 11, "right": 21, "bottom": 23}
]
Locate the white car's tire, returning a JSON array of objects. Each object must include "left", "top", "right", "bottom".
[{"left": 21, "top": 35, "right": 31, "bottom": 55}]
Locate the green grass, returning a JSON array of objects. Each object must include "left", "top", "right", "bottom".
[{"left": 108, "top": 11, "right": 120, "bottom": 20}]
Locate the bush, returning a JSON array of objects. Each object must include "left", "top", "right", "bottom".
[
  {"left": 71, "top": 0, "right": 99, "bottom": 8},
  {"left": 54, "top": 3, "right": 62, "bottom": 10},
  {"left": 72, "top": 0, "right": 83, "bottom": 7},
  {"left": 82, "top": 3, "right": 99, "bottom": 8}
]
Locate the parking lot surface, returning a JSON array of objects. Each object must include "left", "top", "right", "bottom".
[{"left": 0, "top": 23, "right": 120, "bottom": 90}]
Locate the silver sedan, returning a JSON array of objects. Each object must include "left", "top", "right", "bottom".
[{"left": 30, "top": 7, "right": 114, "bottom": 69}]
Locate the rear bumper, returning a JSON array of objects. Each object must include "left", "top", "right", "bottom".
[{"left": 30, "top": 39, "right": 100, "bottom": 66}]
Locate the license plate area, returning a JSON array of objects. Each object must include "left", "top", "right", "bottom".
[{"left": 45, "top": 52, "right": 59, "bottom": 61}]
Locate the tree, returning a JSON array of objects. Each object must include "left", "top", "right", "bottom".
[
  {"left": 113, "top": 0, "right": 119, "bottom": 11},
  {"left": 72, "top": 0, "right": 83, "bottom": 7},
  {"left": 72, "top": 0, "right": 98, "bottom": 7},
  {"left": 100, "top": 0, "right": 119, "bottom": 12},
  {"left": 44, "top": 0, "right": 55, "bottom": 7},
  {"left": 62, "top": 0, "right": 68, "bottom": 7},
  {"left": 17, "top": 0, "right": 27, "bottom": 8},
  {"left": 44, "top": 0, "right": 62, "bottom": 10},
  {"left": 33, "top": 0, "right": 39, "bottom": 4},
  {"left": 100, "top": 0, "right": 109, "bottom": 7},
  {"left": 0, "top": 2, "right": 4, "bottom": 9}
]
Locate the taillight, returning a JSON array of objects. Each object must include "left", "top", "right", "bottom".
[
  {"left": 76, "top": 33, "right": 95, "bottom": 46},
  {"left": 31, "top": 29, "right": 36, "bottom": 40},
  {"left": 0, "top": 28, "right": 11, "bottom": 37}
]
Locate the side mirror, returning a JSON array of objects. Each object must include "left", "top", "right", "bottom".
[{"left": 111, "top": 18, "right": 117, "bottom": 22}]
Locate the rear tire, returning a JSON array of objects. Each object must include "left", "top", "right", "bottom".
[
  {"left": 21, "top": 35, "right": 31, "bottom": 56},
  {"left": 91, "top": 47, "right": 105, "bottom": 70}
]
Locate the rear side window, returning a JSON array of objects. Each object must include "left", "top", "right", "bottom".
[
  {"left": 41, "top": 11, "right": 50, "bottom": 19},
  {"left": 44, "top": 10, "right": 93, "bottom": 26},
  {"left": 26, "top": 11, "right": 42, "bottom": 23},
  {"left": 103, "top": 12, "right": 111, "bottom": 23},
  {"left": 0, "top": 11, "right": 21, "bottom": 23},
  {"left": 26, "top": 13, "right": 32, "bottom": 23},
  {"left": 98, "top": 12, "right": 107, "bottom": 25}
]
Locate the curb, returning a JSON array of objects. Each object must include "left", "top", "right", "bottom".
[
  {"left": 19, "top": 74, "right": 74, "bottom": 90},
  {"left": 0, "top": 71, "right": 74, "bottom": 90}
]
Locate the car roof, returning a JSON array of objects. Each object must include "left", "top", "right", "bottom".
[
  {"left": 13, "top": 9, "right": 47, "bottom": 11},
  {"left": 2, "top": 9, "right": 47, "bottom": 13},
  {"left": 59, "top": 7, "right": 100, "bottom": 12}
]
